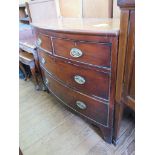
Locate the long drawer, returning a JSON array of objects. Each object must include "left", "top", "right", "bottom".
[
  {"left": 41, "top": 68, "right": 109, "bottom": 126},
  {"left": 38, "top": 50, "right": 110, "bottom": 101},
  {"left": 52, "top": 37, "right": 111, "bottom": 68}
]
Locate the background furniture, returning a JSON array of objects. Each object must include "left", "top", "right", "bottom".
[
  {"left": 19, "top": 14, "right": 42, "bottom": 90},
  {"left": 114, "top": 0, "right": 135, "bottom": 144},
  {"left": 19, "top": 3, "right": 30, "bottom": 24},
  {"left": 19, "top": 147, "right": 23, "bottom": 155},
  {"left": 59, "top": 0, "right": 113, "bottom": 18},
  {"left": 58, "top": 0, "right": 120, "bottom": 18},
  {"left": 24, "top": 0, "right": 120, "bottom": 21},
  {"left": 19, "top": 24, "right": 39, "bottom": 70},
  {"left": 26, "top": 0, "right": 58, "bottom": 23},
  {"left": 19, "top": 50, "right": 39, "bottom": 90}
]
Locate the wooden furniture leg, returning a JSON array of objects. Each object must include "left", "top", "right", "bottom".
[
  {"left": 30, "top": 62, "right": 39, "bottom": 90},
  {"left": 19, "top": 148, "right": 23, "bottom": 155},
  {"left": 99, "top": 126, "right": 113, "bottom": 144},
  {"left": 19, "top": 62, "right": 27, "bottom": 80},
  {"left": 113, "top": 102, "right": 124, "bottom": 145},
  {"left": 20, "top": 50, "right": 40, "bottom": 90}
]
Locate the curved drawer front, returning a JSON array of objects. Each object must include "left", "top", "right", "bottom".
[
  {"left": 52, "top": 37, "right": 111, "bottom": 68},
  {"left": 41, "top": 69, "right": 109, "bottom": 126},
  {"left": 38, "top": 50, "right": 110, "bottom": 101},
  {"left": 36, "top": 33, "right": 52, "bottom": 52}
]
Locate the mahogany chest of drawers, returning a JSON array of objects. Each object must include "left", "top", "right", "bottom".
[{"left": 32, "top": 19, "right": 119, "bottom": 143}]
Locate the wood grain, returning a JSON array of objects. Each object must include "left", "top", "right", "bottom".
[
  {"left": 115, "top": 10, "right": 130, "bottom": 103},
  {"left": 38, "top": 33, "right": 53, "bottom": 52},
  {"left": 114, "top": 0, "right": 135, "bottom": 144},
  {"left": 32, "top": 18, "right": 120, "bottom": 35},
  {"left": 51, "top": 37, "right": 111, "bottom": 68},
  {"left": 33, "top": 24, "right": 119, "bottom": 143},
  {"left": 41, "top": 68, "right": 109, "bottom": 126},
  {"left": 38, "top": 50, "right": 110, "bottom": 101}
]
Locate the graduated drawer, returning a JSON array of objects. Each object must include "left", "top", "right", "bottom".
[
  {"left": 38, "top": 50, "right": 110, "bottom": 101},
  {"left": 52, "top": 37, "right": 111, "bottom": 68},
  {"left": 41, "top": 69, "right": 109, "bottom": 126},
  {"left": 36, "top": 33, "right": 52, "bottom": 52}
]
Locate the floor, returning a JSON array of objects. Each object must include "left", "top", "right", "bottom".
[{"left": 19, "top": 79, "right": 135, "bottom": 155}]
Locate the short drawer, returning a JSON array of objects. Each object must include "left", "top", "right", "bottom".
[
  {"left": 41, "top": 69, "right": 109, "bottom": 126},
  {"left": 36, "top": 33, "right": 52, "bottom": 52},
  {"left": 38, "top": 50, "right": 110, "bottom": 101},
  {"left": 52, "top": 37, "right": 111, "bottom": 68}
]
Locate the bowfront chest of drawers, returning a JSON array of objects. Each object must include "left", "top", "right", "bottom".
[{"left": 32, "top": 19, "right": 119, "bottom": 143}]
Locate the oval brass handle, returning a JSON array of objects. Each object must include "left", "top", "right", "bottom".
[
  {"left": 76, "top": 101, "right": 87, "bottom": 110},
  {"left": 37, "top": 38, "right": 42, "bottom": 46},
  {"left": 41, "top": 57, "right": 46, "bottom": 64},
  {"left": 74, "top": 75, "right": 86, "bottom": 84},
  {"left": 45, "top": 78, "right": 49, "bottom": 85},
  {"left": 70, "top": 48, "right": 83, "bottom": 58}
]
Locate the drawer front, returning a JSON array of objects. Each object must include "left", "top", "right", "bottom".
[
  {"left": 36, "top": 33, "right": 52, "bottom": 52},
  {"left": 38, "top": 50, "right": 110, "bottom": 101},
  {"left": 52, "top": 37, "right": 111, "bottom": 68},
  {"left": 41, "top": 69, "right": 109, "bottom": 126}
]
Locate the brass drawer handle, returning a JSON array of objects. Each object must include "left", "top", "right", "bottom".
[
  {"left": 74, "top": 75, "right": 86, "bottom": 85},
  {"left": 41, "top": 57, "right": 46, "bottom": 64},
  {"left": 70, "top": 48, "right": 83, "bottom": 58},
  {"left": 45, "top": 78, "right": 49, "bottom": 85},
  {"left": 37, "top": 38, "right": 42, "bottom": 46},
  {"left": 76, "top": 101, "right": 87, "bottom": 110}
]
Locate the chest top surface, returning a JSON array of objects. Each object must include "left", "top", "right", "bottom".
[{"left": 31, "top": 18, "right": 120, "bottom": 36}]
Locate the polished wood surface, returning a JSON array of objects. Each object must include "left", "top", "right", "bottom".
[
  {"left": 31, "top": 18, "right": 120, "bottom": 35},
  {"left": 38, "top": 33, "right": 52, "bottom": 51},
  {"left": 19, "top": 26, "right": 36, "bottom": 55},
  {"left": 116, "top": 1, "right": 135, "bottom": 109},
  {"left": 51, "top": 37, "right": 111, "bottom": 68},
  {"left": 19, "top": 23, "right": 43, "bottom": 90},
  {"left": 38, "top": 50, "right": 110, "bottom": 101},
  {"left": 19, "top": 24, "right": 42, "bottom": 81},
  {"left": 122, "top": 10, "right": 135, "bottom": 110},
  {"left": 83, "top": 0, "right": 111, "bottom": 18},
  {"left": 115, "top": 10, "right": 129, "bottom": 103},
  {"left": 41, "top": 68, "right": 109, "bottom": 126},
  {"left": 19, "top": 0, "right": 135, "bottom": 146},
  {"left": 19, "top": 50, "right": 39, "bottom": 90},
  {"left": 19, "top": 24, "right": 36, "bottom": 50},
  {"left": 32, "top": 18, "right": 119, "bottom": 143},
  {"left": 114, "top": 0, "right": 135, "bottom": 144}
]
